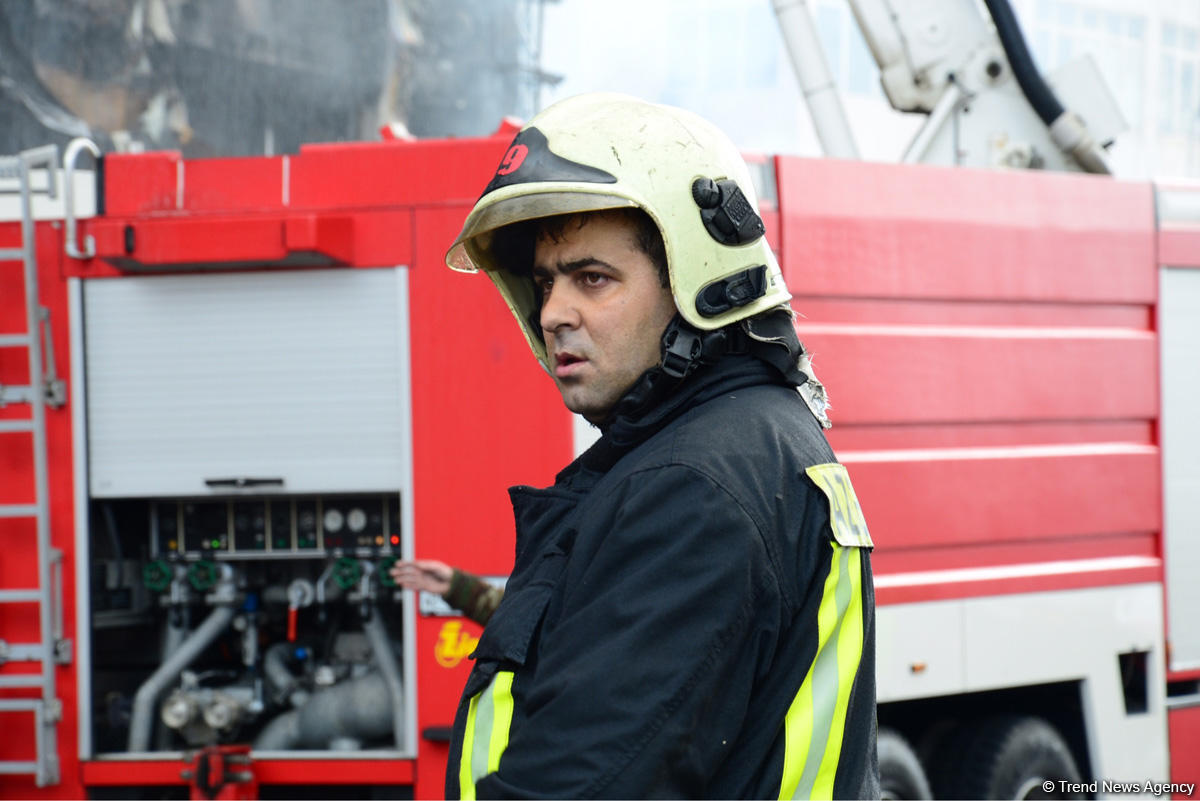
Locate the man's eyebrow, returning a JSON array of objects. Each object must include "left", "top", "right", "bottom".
[{"left": 531, "top": 257, "right": 614, "bottom": 278}]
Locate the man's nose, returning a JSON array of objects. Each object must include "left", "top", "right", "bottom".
[{"left": 540, "top": 282, "right": 580, "bottom": 334}]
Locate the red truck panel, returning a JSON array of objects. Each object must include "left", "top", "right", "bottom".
[
  {"left": 776, "top": 156, "right": 1162, "bottom": 604},
  {"left": 182, "top": 157, "right": 288, "bottom": 213},
  {"left": 778, "top": 157, "right": 1155, "bottom": 303},
  {"left": 1169, "top": 704, "right": 1200, "bottom": 795}
]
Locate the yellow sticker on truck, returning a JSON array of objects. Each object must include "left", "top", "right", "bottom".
[
  {"left": 435, "top": 620, "right": 480, "bottom": 668},
  {"left": 805, "top": 463, "right": 874, "bottom": 549}
]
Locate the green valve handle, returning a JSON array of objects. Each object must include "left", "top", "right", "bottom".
[
  {"left": 332, "top": 557, "right": 362, "bottom": 590},
  {"left": 188, "top": 561, "right": 219, "bottom": 592},
  {"left": 378, "top": 556, "right": 398, "bottom": 588},
  {"left": 143, "top": 559, "right": 172, "bottom": 593}
]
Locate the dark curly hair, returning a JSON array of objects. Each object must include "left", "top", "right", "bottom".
[{"left": 490, "top": 208, "right": 669, "bottom": 288}]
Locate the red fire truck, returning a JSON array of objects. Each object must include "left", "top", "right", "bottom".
[{"left": 1, "top": 123, "right": 1198, "bottom": 798}]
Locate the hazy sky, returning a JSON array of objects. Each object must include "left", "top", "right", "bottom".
[
  {"left": 537, "top": 0, "right": 1200, "bottom": 177},
  {"left": 539, "top": 0, "right": 810, "bottom": 155}
]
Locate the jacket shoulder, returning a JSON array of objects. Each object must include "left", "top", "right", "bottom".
[{"left": 664, "top": 382, "right": 836, "bottom": 470}]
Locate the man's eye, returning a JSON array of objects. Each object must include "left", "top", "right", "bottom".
[
  {"left": 581, "top": 272, "right": 608, "bottom": 287},
  {"left": 535, "top": 279, "right": 552, "bottom": 296}
]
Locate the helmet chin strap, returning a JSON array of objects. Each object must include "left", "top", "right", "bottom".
[
  {"left": 601, "top": 315, "right": 744, "bottom": 428},
  {"left": 602, "top": 311, "right": 832, "bottom": 431},
  {"left": 659, "top": 315, "right": 748, "bottom": 380}
]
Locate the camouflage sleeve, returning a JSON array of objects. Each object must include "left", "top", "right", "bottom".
[{"left": 444, "top": 568, "right": 505, "bottom": 626}]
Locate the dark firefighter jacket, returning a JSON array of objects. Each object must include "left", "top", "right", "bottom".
[{"left": 446, "top": 352, "right": 879, "bottom": 800}]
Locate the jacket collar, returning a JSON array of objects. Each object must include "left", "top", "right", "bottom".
[{"left": 554, "top": 352, "right": 785, "bottom": 490}]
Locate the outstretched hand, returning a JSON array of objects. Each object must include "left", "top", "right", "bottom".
[{"left": 389, "top": 558, "right": 454, "bottom": 595}]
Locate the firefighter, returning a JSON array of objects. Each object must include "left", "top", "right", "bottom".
[
  {"left": 390, "top": 558, "right": 502, "bottom": 626},
  {"left": 441, "top": 92, "right": 878, "bottom": 799}
]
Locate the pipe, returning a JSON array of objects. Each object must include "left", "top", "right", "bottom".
[
  {"left": 982, "top": 0, "right": 1110, "bottom": 174},
  {"left": 771, "top": 0, "right": 860, "bottom": 159},
  {"left": 363, "top": 607, "right": 406, "bottom": 750},
  {"left": 315, "top": 561, "right": 336, "bottom": 606},
  {"left": 252, "top": 671, "right": 393, "bottom": 751},
  {"left": 128, "top": 604, "right": 236, "bottom": 752},
  {"left": 63, "top": 138, "right": 100, "bottom": 259},
  {"left": 1048, "top": 113, "right": 1111, "bottom": 175},
  {"left": 154, "top": 618, "right": 190, "bottom": 750},
  {"left": 902, "top": 82, "right": 965, "bottom": 164},
  {"left": 163, "top": 617, "right": 187, "bottom": 659},
  {"left": 263, "top": 643, "right": 308, "bottom": 708}
]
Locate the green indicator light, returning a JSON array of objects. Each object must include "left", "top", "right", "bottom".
[{"left": 211, "top": 539, "right": 220, "bottom": 548}]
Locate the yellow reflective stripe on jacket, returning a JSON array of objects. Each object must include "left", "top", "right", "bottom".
[
  {"left": 805, "top": 464, "right": 874, "bottom": 549},
  {"left": 778, "top": 544, "right": 865, "bottom": 800},
  {"left": 458, "top": 670, "right": 516, "bottom": 800}
]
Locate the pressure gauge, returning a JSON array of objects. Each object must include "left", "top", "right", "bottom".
[
  {"left": 323, "top": 508, "right": 345, "bottom": 533},
  {"left": 347, "top": 508, "right": 367, "bottom": 533}
]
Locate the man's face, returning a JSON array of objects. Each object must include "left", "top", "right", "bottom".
[{"left": 532, "top": 212, "right": 677, "bottom": 424}]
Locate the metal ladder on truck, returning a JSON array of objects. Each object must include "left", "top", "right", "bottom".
[{"left": 0, "top": 144, "right": 69, "bottom": 788}]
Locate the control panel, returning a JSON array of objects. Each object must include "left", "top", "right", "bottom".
[{"left": 150, "top": 493, "right": 402, "bottom": 559}]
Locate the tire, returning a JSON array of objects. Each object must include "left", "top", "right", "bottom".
[
  {"left": 878, "top": 727, "right": 933, "bottom": 800},
  {"left": 930, "top": 715, "right": 1083, "bottom": 800}
]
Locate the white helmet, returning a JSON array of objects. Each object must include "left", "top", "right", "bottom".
[{"left": 445, "top": 92, "right": 791, "bottom": 372}]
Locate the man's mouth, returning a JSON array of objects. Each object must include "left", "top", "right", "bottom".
[{"left": 554, "top": 351, "right": 587, "bottom": 378}]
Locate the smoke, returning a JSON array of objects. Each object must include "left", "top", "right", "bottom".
[{"left": 0, "top": 0, "right": 553, "bottom": 156}]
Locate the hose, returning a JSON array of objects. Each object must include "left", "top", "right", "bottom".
[
  {"left": 982, "top": 0, "right": 1062, "bottom": 125},
  {"left": 982, "top": 0, "right": 1110, "bottom": 173}
]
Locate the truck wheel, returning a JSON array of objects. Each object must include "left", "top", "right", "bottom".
[
  {"left": 878, "top": 727, "right": 932, "bottom": 799},
  {"left": 932, "top": 715, "right": 1083, "bottom": 799}
]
